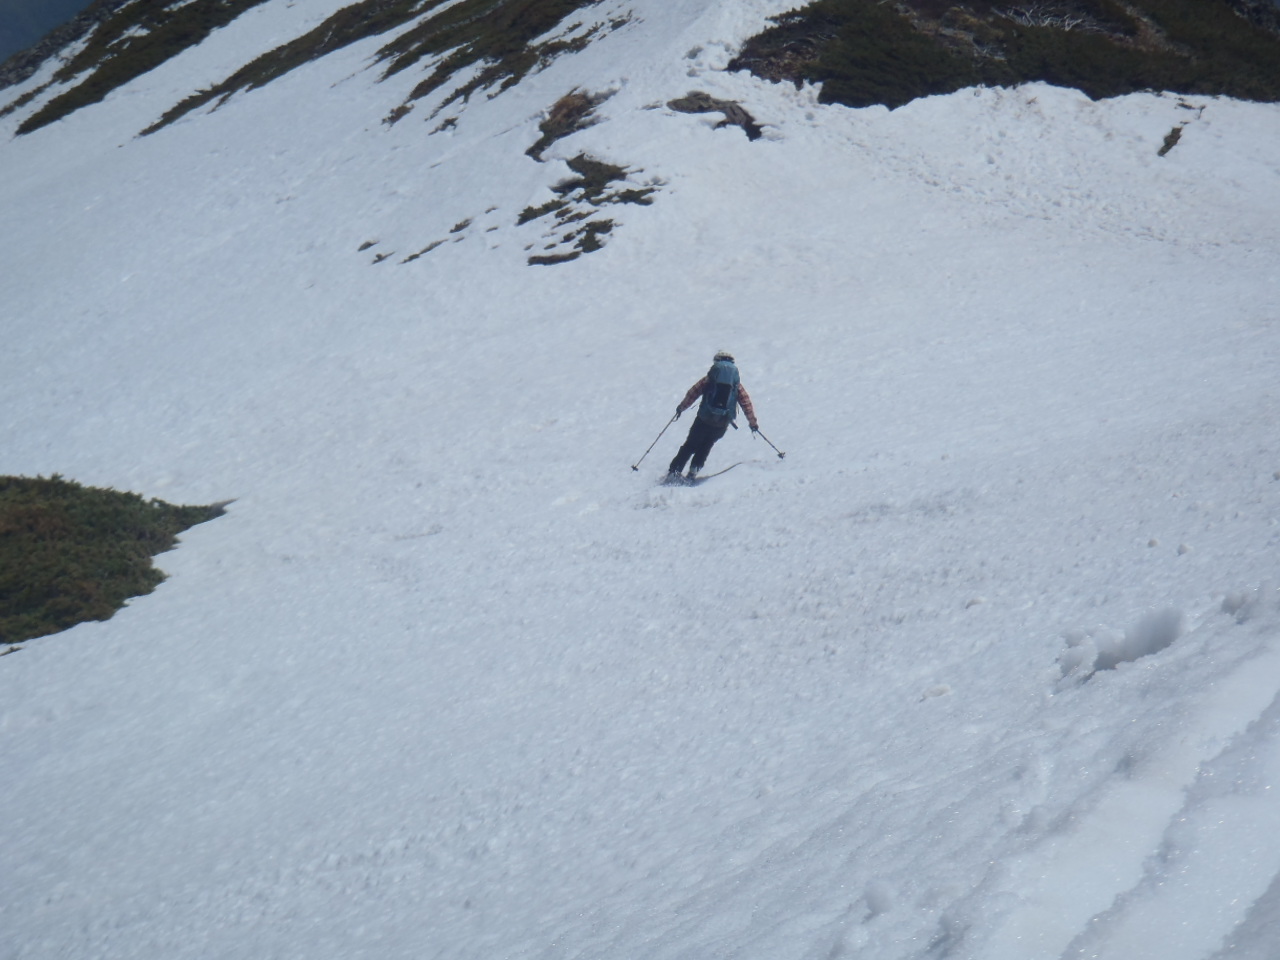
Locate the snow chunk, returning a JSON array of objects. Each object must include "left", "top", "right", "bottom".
[
  {"left": 1222, "top": 582, "right": 1279, "bottom": 624},
  {"left": 1060, "top": 608, "right": 1185, "bottom": 677},
  {"left": 1096, "top": 608, "right": 1185, "bottom": 671}
]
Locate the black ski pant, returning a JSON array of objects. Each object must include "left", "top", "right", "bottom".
[{"left": 669, "top": 416, "right": 729, "bottom": 475}]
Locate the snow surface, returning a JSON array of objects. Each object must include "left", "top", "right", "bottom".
[{"left": 2, "top": 1, "right": 1279, "bottom": 958}]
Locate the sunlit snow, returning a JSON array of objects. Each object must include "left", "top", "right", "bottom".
[{"left": 2, "top": 1, "right": 1279, "bottom": 958}]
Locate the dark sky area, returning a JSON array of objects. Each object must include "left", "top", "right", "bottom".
[{"left": 0, "top": 0, "right": 95, "bottom": 63}]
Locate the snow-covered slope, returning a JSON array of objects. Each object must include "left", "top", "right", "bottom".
[{"left": 3, "top": 2, "right": 1279, "bottom": 958}]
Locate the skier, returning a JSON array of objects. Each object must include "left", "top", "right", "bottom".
[{"left": 667, "top": 351, "right": 759, "bottom": 481}]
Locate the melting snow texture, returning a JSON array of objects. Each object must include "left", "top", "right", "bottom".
[{"left": 2, "top": 1, "right": 1279, "bottom": 958}]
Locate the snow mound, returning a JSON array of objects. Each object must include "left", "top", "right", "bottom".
[{"left": 1060, "top": 607, "right": 1185, "bottom": 678}]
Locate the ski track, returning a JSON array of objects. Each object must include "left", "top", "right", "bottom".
[{"left": 2, "top": 1, "right": 1280, "bottom": 959}]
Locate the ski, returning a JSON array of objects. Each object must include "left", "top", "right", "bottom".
[
  {"left": 692, "top": 461, "right": 744, "bottom": 483},
  {"left": 661, "top": 462, "right": 745, "bottom": 486}
]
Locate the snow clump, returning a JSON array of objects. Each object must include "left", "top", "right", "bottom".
[{"left": 1060, "top": 607, "right": 1186, "bottom": 678}]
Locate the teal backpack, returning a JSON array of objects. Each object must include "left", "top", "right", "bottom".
[{"left": 697, "top": 359, "right": 740, "bottom": 423}]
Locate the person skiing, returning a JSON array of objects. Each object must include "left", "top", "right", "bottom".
[{"left": 667, "top": 351, "right": 758, "bottom": 481}]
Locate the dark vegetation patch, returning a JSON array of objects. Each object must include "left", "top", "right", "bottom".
[
  {"left": 518, "top": 153, "right": 657, "bottom": 265},
  {"left": 0, "top": 81, "right": 49, "bottom": 120},
  {"left": 383, "top": 102, "right": 413, "bottom": 126},
  {"left": 17, "top": 0, "right": 272, "bottom": 135},
  {"left": 142, "top": 0, "right": 435, "bottom": 133},
  {"left": 383, "top": 0, "right": 620, "bottom": 116},
  {"left": 0, "top": 475, "right": 225, "bottom": 647},
  {"left": 140, "top": 0, "right": 625, "bottom": 136},
  {"left": 1231, "top": 0, "right": 1280, "bottom": 36},
  {"left": 529, "top": 251, "right": 583, "bottom": 265},
  {"left": 1158, "top": 123, "right": 1183, "bottom": 154},
  {"left": 526, "top": 87, "right": 614, "bottom": 160},
  {"left": 518, "top": 197, "right": 571, "bottom": 225},
  {"left": 399, "top": 239, "right": 446, "bottom": 262},
  {"left": 576, "top": 217, "right": 614, "bottom": 252},
  {"left": 379, "top": 154, "right": 658, "bottom": 268},
  {"left": 729, "top": 0, "right": 1280, "bottom": 110},
  {"left": 0, "top": 0, "right": 128, "bottom": 93},
  {"left": 667, "top": 90, "right": 763, "bottom": 140},
  {"left": 369, "top": 208, "right": 498, "bottom": 266},
  {"left": 567, "top": 154, "right": 659, "bottom": 207}
]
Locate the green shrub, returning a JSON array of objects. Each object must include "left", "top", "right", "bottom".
[
  {"left": 0, "top": 475, "right": 224, "bottom": 645},
  {"left": 730, "top": 0, "right": 1280, "bottom": 110},
  {"left": 811, "top": 2, "right": 983, "bottom": 109}
]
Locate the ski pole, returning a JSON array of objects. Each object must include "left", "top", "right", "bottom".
[
  {"left": 632, "top": 413, "right": 679, "bottom": 471},
  {"left": 754, "top": 428, "right": 786, "bottom": 459}
]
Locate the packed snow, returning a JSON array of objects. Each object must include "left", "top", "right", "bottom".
[{"left": 2, "top": 1, "right": 1279, "bottom": 958}]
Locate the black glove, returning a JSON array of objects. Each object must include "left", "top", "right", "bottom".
[
  {"left": 750, "top": 424, "right": 759, "bottom": 434},
  {"left": 675, "top": 406, "right": 682, "bottom": 419}
]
